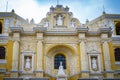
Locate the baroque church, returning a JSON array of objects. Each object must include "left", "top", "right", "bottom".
[{"left": 0, "top": 4, "right": 120, "bottom": 80}]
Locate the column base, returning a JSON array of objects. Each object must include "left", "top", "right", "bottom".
[
  {"left": 34, "top": 70, "right": 43, "bottom": 78},
  {"left": 10, "top": 70, "right": 19, "bottom": 77},
  {"left": 81, "top": 71, "right": 89, "bottom": 78},
  {"left": 106, "top": 73, "right": 114, "bottom": 78},
  {"left": 105, "top": 70, "right": 114, "bottom": 78}
]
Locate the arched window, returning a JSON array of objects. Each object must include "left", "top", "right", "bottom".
[
  {"left": 0, "top": 22, "right": 2, "bottom": 34},
  {"left": 0, "top": 47, "right": 5, "bottom": 59},
  {"left": 116, "top": 22, "right": 120, "bottom": 35},
  {"left": 54, "top": 54, "right": 66, "bottom": 69},
  {"left": 114, "top": 48, "right": 120, "bottom": 61}
]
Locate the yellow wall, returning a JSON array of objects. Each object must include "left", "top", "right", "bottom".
[
  {"left": 6, "top": 40, "right": 13, "bottom": 72},
  {"left": 0, "top": 40, "right": 13, "bottom": 79},
  {"left": 109, "top": 42, "right": 116, "bottom": 70}
]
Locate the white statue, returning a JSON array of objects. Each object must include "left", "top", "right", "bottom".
[
  {"left": 91, "top": 57, "right": 97, "bottom": 70},
  {"left": 71, "top": 20, "right": 75, "bottom": 27},
  {"left": 57, "top": 62, "right": 66, "bottom": 76},
  {"left": 25, "top": 57, "right": 31, "bottom": 69},
  {"left": 44, "top": 20, "right": 49, "bottom": 27},
  {"left": 57, "top": 15, "right": 63, "bottom": 26}
]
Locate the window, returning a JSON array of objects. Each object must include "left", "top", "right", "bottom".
[
  {"left": 116, "top": 22, "right": 120, "bottom": 35},
  {"left": 114, "top": 48, "right": 120, "bottom": 61},
  {"left": 0, "top": 47, "right": 5, "bottom": 59},
  {"left": 0, "top": 22, "right": 2, "bottom": 34},
  {"left": 54, "top": 54, "right": 66, "bottom": 69}
]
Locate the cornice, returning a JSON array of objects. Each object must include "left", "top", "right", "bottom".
[
  {"left": 98, "top": 27, "right": 112, "bottom": 37},
  {"left": 10, "top": 27, "right": 23, "bottom": 33},
  {"left": 76, "top": 27, "right": 89, "bottom": 33},
  {"left": 0, "top": 34, "right": 8, "bottom": 44},
  {"left": 33, "top": 27, "right": 47, "bottom": 33},
  {"left": 8, "top": 27, "right": 114, "bottom": 37}
]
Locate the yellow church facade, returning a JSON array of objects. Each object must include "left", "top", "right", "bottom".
[{"left": 0, "top": 5, "right": 120, "bottom": 80}]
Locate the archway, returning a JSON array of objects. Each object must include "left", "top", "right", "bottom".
[{"left": 45, "top": 45, "right": 79, "bottom": 77}]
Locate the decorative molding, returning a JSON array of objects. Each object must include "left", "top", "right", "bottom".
[
  {"left": 0, "top": 60, "right": 7, "bottom": 64},
  {"left": 33, "top": 27, "right": 47, "bottom": 33},
  {"left": 34, "top": 70, "right": 43, "bottom": 73},
  {"left": 10, "top": 27, "right": 23, "bottom": 33},
  {"left": 98, "top": 27, "right": 112, "bottom": 35},
  {"left": 0, "top": 68, "right": 6, "bottom": 73},
  {"left": 112, "top": 36, "right": 120, "bottom": 41},
  {"left": 10, "top": 70, "right": 19, "bottom": 72},
  {"left": 46, "top": 31, "right": 77, "bottom": 35},
  {"left": 115, "top": 70, "right": 120, "bottom": 74},
  {"left": 80, "top": 70, "right": 90, "bottom": 73},
  {"left": 53, "top": 26, "right": 67, "bottom": 28},
  {"left": 104, "top": 70, "right": 114, "bottom": 73},
  {"left": 0, "top": 34, "right": 8, "bottom": 44},
  {"left": 115, "top": 62, "right": 120, "bottom": 66},
  {"left": 76, "top": 27, "right": 89, "bottom": 33},
  {"left": 21, "top": 51, "right": 35, "bottom": 54}
]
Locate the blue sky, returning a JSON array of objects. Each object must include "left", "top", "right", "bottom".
[{"left": 0, "top": 0, "right": 120, "bottom": 23}]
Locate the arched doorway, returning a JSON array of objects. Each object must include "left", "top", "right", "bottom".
[{"left": 45, "top": 45, "right": 79, "bottom": 77}]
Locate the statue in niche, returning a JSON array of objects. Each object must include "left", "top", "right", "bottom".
[
  {"left": 56, "top": 15, "right": 63, "bottom": 26},
  {"left": 44, "top": 20, "right": 49, "bottom": 27},
  {"left": 91, "top": 57, "right": 97, "bottom": 70},
  {"left": 57, "top": 62, "right": 67, "bottom": 80},
  {"left": 71, "top": 20, "right": 75, "bottom": 27},
  {"left": 57, "top": 61, "right": 66, "bottom": 76},
  {"left": 25, "top": 57, "right": 31, "bottom": 69}
]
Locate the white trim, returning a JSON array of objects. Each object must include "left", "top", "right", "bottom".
[
  {"left": 88, "top": 54, "right": 102, "bottom": 73},
  {"left": 0, "top": 60, "right": 7, "bottom": 64},
  {"left": 20, "top": 51, "right": 35, "bottom": 74},
  {"left": 115, "top": 62, "right": 120, "bottom": 65}
]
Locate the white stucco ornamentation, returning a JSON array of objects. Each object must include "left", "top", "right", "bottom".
[{"left": 56, "top": 15, "right": 63, "bottom": 26}]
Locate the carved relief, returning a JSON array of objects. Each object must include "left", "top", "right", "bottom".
[
  {"left": 45, "top": 36, "right": 78, "bottom": 43},
  {"left": 86, "top": 42, "right": 100, "bottom": 53},
  {"left": 20, "top": 42, "right": 36, "bottom": 52},
  {"left": 45, "top": 56, "right": 52, "bottom": 74}
]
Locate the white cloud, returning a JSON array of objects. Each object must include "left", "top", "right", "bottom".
[
  {"left": 0, "top": 0, "right": 50, "bottom": 23},
  {"left": 65, "top": 0, "right": 105, "bottom": 23},
  {"left": 0, "top": 0, "right": 107, "bottom": 24}
]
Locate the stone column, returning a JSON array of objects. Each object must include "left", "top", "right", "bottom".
[
  {"left": 36, "top": 33, "right": 44, "bottom": 77},
  {"left": 102, "top": 41, "right": 114, "bottom": 78},
  {"left": 80, "top": 40, "right": 89, "bottom": 78},
  {"left": 11, "top": 40, "right": 19, "bottom": 77}
]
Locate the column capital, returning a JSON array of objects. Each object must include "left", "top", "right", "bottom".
[
  {"left": 36, "top": 40, "right": 44, "bottom": 43},
  {"left": 78, "top": 39, "right": 87, "bottom": 43},
  {"left": 100, "top": 38, "right": 111, "bottom": 43},
  {"left": 12, "top": 32, "right": 20, "bottom": 41}
]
